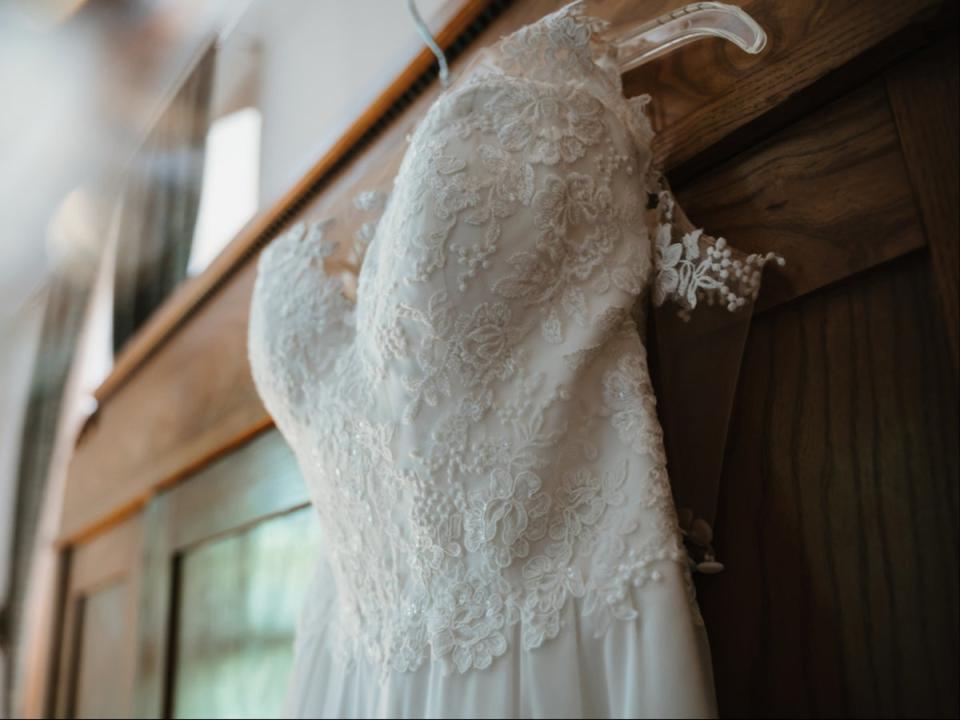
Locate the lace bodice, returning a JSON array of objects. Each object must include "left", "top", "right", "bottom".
[{"left": 248, "top": 1, "right": 780, "bottom": 678}]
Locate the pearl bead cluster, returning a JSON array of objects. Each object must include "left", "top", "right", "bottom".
[
  {"left": 705, "top": 238, "right": 786, "bottom": 312},
  {"left": 614, "top": 547, "right": 687, "bottom": 592},
  {"left": 452, "top": 240, "right": 495, "bottom": 291}
]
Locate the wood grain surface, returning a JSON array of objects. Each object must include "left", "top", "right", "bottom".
[
  {"left": 701, "top": 252, "right": 959, "bottom": 717},
  {"left": 673, "top": 79, "right": 926, "bottom": 312},
  {"left": 651, "top": 76, "right": 925, "bottom": 530},
  {"left": 886, "top": 36, "right": 960, "bottom": 377}
]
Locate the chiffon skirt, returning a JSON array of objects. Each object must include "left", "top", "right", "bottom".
[{"left": 283, "top": 560, "right": 717, "bottom": 719}]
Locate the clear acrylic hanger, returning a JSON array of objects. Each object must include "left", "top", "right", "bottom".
[
  {"left": 605, "top": 1, "right": 767, "bottom": 73},
  {"left": 407, "top": 0, "right": 451, "bottom": 88},
  {"left": 409, "top": 1, "right": 765, "bottom": 90}
]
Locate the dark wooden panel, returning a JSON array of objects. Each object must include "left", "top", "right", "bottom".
[
  {"left": 624, "top": 0, "right": 941, "bottom": 168},
  {"left": 701, "top": 252, "right": 959, "bottom": 718},
  {"left": 653, "top": 77, "right": 930, "bottom": 528},
  {"left": 674, "top": 79, "right": 925, "bottom": 312},
  {"left": 886, "top": 36, "right": 960, "bottom": 377}
]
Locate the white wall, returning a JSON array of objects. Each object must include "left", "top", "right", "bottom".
[{"left": 223, "top": 0, "right": 448, "bottom": 208}]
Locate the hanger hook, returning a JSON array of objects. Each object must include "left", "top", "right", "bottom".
[{"left": 407, "top": 0, "right": 451, "bottom": 88}]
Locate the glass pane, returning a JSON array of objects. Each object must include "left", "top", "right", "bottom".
[
  {"left": 172, "top": 507, "right": 322, "bottom": 719},
  {"left": 74, "top": 581, "right": 130, "bottom": 719}
]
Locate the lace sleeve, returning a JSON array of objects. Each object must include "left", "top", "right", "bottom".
[
  {"left": 646, "top": 176, "right": 784, "bottom": 570},
  {"left": 650, "top": 181, "right": 784, "bottom": 319}
]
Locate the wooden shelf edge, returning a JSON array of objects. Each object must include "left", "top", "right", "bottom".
[{"left": 59, "top": 414, "right": 276, "bottom": 547}]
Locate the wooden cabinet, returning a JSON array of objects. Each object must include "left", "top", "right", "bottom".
[
  {"left": 39, "top": 1, "right": 957, "bottom": 717},
  {"left": 51, "top": 432, "right": 314, "bottom": 719}
]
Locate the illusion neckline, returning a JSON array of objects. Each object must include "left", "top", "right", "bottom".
[{"left": 447, "top": 0, "right": 658, "bottom": 154}]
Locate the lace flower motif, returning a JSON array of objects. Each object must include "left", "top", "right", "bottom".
[
  {"left": 427, "top": 571, "right": 510, "bottom": 673},
  {"left": 464, "top": 468, "right": 551, "bottom": 569},
  {"left": 452, "top": 302, "right": 523, "bottom": 387},
  {"left": 495, "top": 170, "right": 620, "bottom": 343},
  {"left": 602, "top": 353, "right": 663, "bottom": 458},
  {"left": 491, "top": 83, "right": 606, "bottom": 165},
  {"left": 652, "top": 190, "right": 785, "bottom": 314},
  {"left": 497, "top": 0, "right": 612, "bottom": 86}
]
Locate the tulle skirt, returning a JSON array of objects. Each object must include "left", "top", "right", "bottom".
[{"left": 283, "top": 562, "right": 717, "bottom": 719}]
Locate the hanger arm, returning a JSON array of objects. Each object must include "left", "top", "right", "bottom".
[{"left": 606, "top": 2, "right": 767, "bottom": 73}]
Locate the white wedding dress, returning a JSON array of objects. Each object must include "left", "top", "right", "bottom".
[{"left": 248, "top": 3, "right": 780, "bottom": 717}]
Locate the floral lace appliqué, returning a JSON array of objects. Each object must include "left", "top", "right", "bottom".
[{"left": 652, "top": 188, "right": 785, "bottom": 315}]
